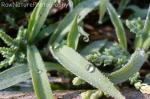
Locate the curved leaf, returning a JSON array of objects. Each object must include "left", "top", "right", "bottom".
[{"left": 108, "top": 50, "right": 146, "bottom": 84}]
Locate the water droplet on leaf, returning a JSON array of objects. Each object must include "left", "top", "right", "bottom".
[
  {"left": 38, "top": 69, "right": 43, "bottom": 74},
  {"left": 86, "top": 64, "right": 95, "bottom": 73},
  {"left": 118, "top": 15, "right": 121, "bottom": 18}
]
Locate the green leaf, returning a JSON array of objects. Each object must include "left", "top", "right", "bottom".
[
  {"left": 0, "top": 47, "right": 16, "bottom": 56},
  {"left": 127, "top": 5, "right": 148, "bottom": 18},
  {"left": 0, "top": 64, "right": 30, "bottom": 90},
  {"left": 78, "top": 26, "right": 89, "bottom": 42},
  {"left": 27, "top": 0, "right": 57, "bottom": 43},
  {"left": 0, "top": 31, "right": 15, "bottom": 46},
  {"left": 125, "top": 18, "right": 144, "bottom": 49},
  {"left": 143, "top": 6, "right": 150, "bottom": 34},
  {"left": 143, "top": 38, "right": 150, "bottom": 51},
  {"left": 35, "top": 23, "right": 58, "bottom": 42},
  {"left": 118, "top": 0, "right": 130, "bottom": 15},
  {"left": 143, "top": 5, "right": 150, "bottom": 50},
  {"left": 144, "top": 73, "right": 150, "bottom": 84},
  {"left": 0, "top": 59, "right": 9, "bottom": 69},
  {"left": 67, "top": 16, "right": 80, "bottom": 49},
  {"left": 50, "top": 45, "right": 124, "bottom": 99},
  {"left": 107, "top": 3, "right": 127, "bottom": 49},
  {"left": 108, "top": 50, "right": 146, "bottom": 84},
  {"left": 27, "top": 45, "right": 53, "bottom": 99},
  {"left": 49, "top": 0, "right": 101, "bottom": 45},
  {"left": 45, "top": 62, "right": 67, "bottom": 73},
  {"left": 80, "top": 40, "right": 109, "bottom": 56},
  {"left": 98, "top": 0, "right": 108, "bottom": 24},
  {"left": 72, "top": 0, "right": 84, "bottom": 6}
]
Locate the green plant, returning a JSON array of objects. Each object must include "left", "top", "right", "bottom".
[
  {"left": 0, "top": 0, "right": 150, "bottom": 99},
  {"left": 49, "top": 0, "right": 148, "bottom": 98},
  {"left": 0, "top": 0, "right": 58, "bottom": 99}
]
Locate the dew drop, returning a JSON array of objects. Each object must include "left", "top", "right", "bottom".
[
  {"left": 38, "top": 69, "right": 43, "bottom": 74},
  {"left": 86, "top": 64, "right": 95, "bottom": 73}
]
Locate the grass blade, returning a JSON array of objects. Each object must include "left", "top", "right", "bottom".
[
  {"left": 27, "top": 0, "right": 57, "bottom": 43},
  {"left": 143, "top": 5, "right": 150, "bottom": 50},
  {"left": 143, "top": 5, "right": 150, "bottom": 34},
  {"left": 27, "top": 45, "right": 53, "bottom": 99},
  {"left": 0, "top": 64, "right": 30, "bottom": 90},
  {"left": 50, "top": 45, "right": 124, "bottom": 99},
  {"left": 67, "top": 16, "right": 80, "bottom": 49},
  {"left": 98, "top": 0, "right": 108, "bottom": 24},
  {"left": 107, "top": 3, "right": 127, "bottom": 49}
]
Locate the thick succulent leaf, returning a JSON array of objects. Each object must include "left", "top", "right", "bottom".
[
  {"left": 0, "top": 64, "right": 30, "bottom": 90},
  {"left": 67, "top": 16, "right": 80, "bottom": 49},
  {"left": 108, "top": 50, "right": 146, "bottom": 84},
  {"left": 98, "top": 0, "right": 108, "bottom": 24},
  {"left": 27, "top": 0, "right": 57, "bottom": 43},
  {"left": 50, "top": 45, "right": 124, "bottom": 99},
  {"left": 107, "top": 3, "right": 127, "bottom": 49},
  {"left": 49, "top": 0, "right": 100, "bottom": 45},
  {"left": 27, "top": 45, "right": 53, "bottom": 99}
]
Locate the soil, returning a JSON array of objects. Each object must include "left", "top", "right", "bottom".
[{"left": 0, "top": 88, "right": 150, "bottom": 99}]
